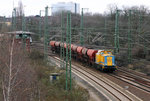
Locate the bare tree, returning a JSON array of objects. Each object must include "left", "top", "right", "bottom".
[
  {"left": 17, "top": 1, "right": 24, "bottom": 17},
  {"left": 0, "top": 35, "right": 36, "bottom": 101}
]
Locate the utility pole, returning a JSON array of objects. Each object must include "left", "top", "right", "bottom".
[
  {"left": 39, "top": 10, "right": 42, "bottom": 39},
  {"left": 22, "top": 14, "right": 26, "bottom": 49},
  {"left": 12, "top": 8, "right": 16, "bottom": 31},
  {"left": 128, "top": 10, "right": 132, "bottom": 63},
  {"left": 80, "top": 8, "right": 84, "bottom": 45},
  {"left": 65, "top": 12, "right": 69, "bottom": 91},
  {"left": 62, "top": 12, "right": 65, "bottom": 69},
  {"left": 114, "top": 9, "right": 119, "bottom": 54},
  {"left": 60, "top": 11, "right": 65, "bottom": 68},
  {"left": 44, "top": 6, "right": 48, "bottom": 60},
  {"left": 104, "top": 16, "right": 107, "bottom": 46},
  {"left": 22, "top": 14, "right": 26, "bottom": 32},
  {"left": 138, "top": 12, "right": 146, "bottom": 55},
  {"left": 66, "top": 11, "right": 72, "bottom": 91},
  {"left": 138, "top": 11, "right": 142, "bottom": 44},
  {"left": 68, "top": 12, "right": 72, "bottom": 90}
]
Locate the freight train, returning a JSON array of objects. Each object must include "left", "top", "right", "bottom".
[{"left": 50, "top": 41, "right": 117, "bottom": 72}]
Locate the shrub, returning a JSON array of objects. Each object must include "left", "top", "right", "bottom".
[
  {"left": 115, "top": 51, "right": 128, "bottom": 66},
  {"left": 29, "top": 49, "right": 44, "bottom": 60},
  {"left": 132, "top": 46, "right": 146, "bottom": 59},
  {"left": 146, "top": 56, "right": 150, "bottom": 61}
]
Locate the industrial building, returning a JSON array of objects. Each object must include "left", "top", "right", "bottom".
[{"left": 51, "top": 2, "right": 80, "bottom": 15}]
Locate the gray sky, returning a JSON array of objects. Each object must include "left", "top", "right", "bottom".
[{"left": 0, "top": 0, "right": 150, "bottom": 17}]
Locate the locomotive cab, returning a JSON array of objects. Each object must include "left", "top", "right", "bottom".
[{"left": 95, "top": 50, "right": 116, "bottom": 71}]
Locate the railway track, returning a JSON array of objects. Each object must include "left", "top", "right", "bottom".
[
  {"left": 53, "top": 56, "right": 142, "bottom": 101},
  {"left": 118, "top": 67, "right": 150, "bottom": 78},
  {"left": 118, "top": 68, "right": 150, "bottom": 84},
  {"left": 110, "top": 69, "right": 150, "bottom": 94}
]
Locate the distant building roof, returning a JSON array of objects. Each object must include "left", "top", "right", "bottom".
[{"left": 7, "top": 31, "right": 35, "bottom": 35}]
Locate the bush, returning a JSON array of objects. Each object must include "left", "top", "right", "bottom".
[
  {"left": 115, "top": 51, "right": 128, "bottom": 66},
  {"left": 132, "top": 46, "right": 146, "bottom": 59},
  {"left": 130, "top": 60, "right": 150, "bottom": 74},
  {"left": 29, "top": 50, "right": 44, "bottom": 60},
  {"left": 146, "top": 56, "right": 150, "bottom": 61}
]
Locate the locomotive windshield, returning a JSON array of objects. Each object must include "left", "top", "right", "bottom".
[{"left": 107, "top": 52, "right": 112, "bottom": 55}]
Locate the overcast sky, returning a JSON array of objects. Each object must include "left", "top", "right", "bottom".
[{"left": 0, "top": 0, "right": 150, "bottom": 17}]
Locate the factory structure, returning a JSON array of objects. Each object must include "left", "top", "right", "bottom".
[{"left": 51, "top": 2, "right": 80, "bottom": 15}]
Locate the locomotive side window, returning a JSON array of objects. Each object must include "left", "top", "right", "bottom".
[{"left": 108, "top": 52, "right": 111, "bottom": 55}]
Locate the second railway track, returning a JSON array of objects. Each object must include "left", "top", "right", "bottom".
[{"left": 110, "top": 69, "right": 150, "bottom": 93}]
